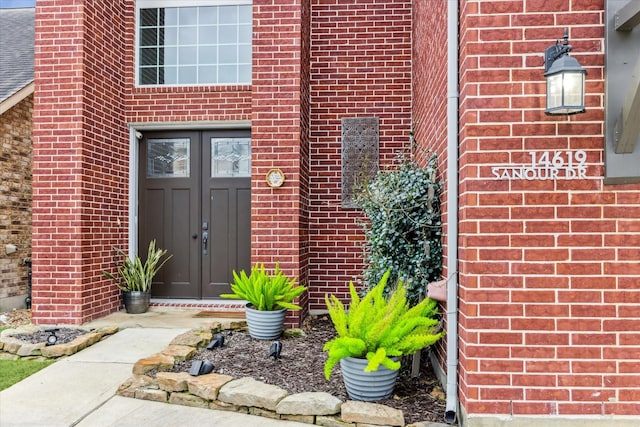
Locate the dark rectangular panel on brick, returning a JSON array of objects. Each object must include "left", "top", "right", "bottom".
[{"left": 341, "top": 117, "right": 379, "bottom": 208}]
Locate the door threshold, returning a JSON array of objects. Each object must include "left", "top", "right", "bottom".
[{"left": 150, "top": 298, "right": 247, "bottom": 311}]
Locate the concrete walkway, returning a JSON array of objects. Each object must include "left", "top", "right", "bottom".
[
  {"left": 1, "top": 308, "right": 452, "bottom": 427},
  {"left": 0, "top": 324, "right": 309, "bottom": 427}
]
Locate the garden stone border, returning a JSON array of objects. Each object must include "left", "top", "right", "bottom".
[
  {"left": 0, "top": 325, "right": 119, "bottom": 360},
  {"left": 118, "top": 322, "right": 429, "bottom": 427}
]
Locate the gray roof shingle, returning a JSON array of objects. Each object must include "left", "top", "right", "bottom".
[{"left": 0, "top": 7, "right": 35, "bottom": 103}]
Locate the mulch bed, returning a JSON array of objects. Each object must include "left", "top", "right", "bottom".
[
  {"left": 1, "top": 309, "right": 87, "bottom": 346},
  {"left": 11, "top": 329, "right": 88, "bottom": 346},
  {"left": 153, "top": 315, "right": 446, "bottom": 424}
]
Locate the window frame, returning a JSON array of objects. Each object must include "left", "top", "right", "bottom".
[{"left": 135, "top": 0, "right": 252, "bottom": 87}]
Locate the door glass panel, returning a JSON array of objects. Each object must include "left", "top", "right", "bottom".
[
  {"left": 147, "top": 138, "right": 190, "bottom": 177},
  {"left": 211, "top": 138, "right": 250, "bottom": 177}
]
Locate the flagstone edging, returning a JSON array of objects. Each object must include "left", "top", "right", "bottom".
[
  {"left": 118, "top": 323, "right": 423, "bottom": 427},
  {"left": 0, "top": 325, "right": 119, "bottom": 360}
]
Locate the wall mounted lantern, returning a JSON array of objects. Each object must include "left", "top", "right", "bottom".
[{"left": 544, "top": 28, "right": 587, "bottom": 115}]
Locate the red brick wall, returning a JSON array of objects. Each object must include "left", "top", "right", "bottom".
[
  {"left": 120, "top": 3, "right": 252, "bottom": 122},
  {"left": 251, "top": 0, "right": 310, "bottom": 326},
  {"left": 457, "top": 0, "right": 640, "bottom": 417},
  {"left": 308, "top": 0, "right": 413, "bottom": 308},
  {"left": 32, "top": 1, "right": 129, "bottom": 324},
  {"left": 32, "top": 1, "right": 254, "bottom": 325},
  {"left": 411, "top": 0, "right": 450, "bottom": 379},
  {"left": 0, "top": 95, "right": 33, "bottom": 308}
]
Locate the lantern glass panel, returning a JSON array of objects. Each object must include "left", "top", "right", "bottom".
[
  {"left": 563, "top": 72, "right": 584, "bottom": 107},
  {"left": 546, "top": 74, "right": 563, "bottom": 109}
]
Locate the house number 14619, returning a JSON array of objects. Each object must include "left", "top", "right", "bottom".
[{"left": 491, "top": 150, "right": 588, "bottom": 181}]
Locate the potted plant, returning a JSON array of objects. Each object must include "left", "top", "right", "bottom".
[
  {"left": 323, "top": 270, "right": 444, "bottom": 401},
  {"left": 103, "top": 240, "right": 172, "bottom": 314},
  {"left": 220, "top": 263, "right": 306, "bottom": 340}
]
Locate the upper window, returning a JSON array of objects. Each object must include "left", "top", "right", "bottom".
[{"left": 137, "top": 1, "right": 252, "bottom": 86}]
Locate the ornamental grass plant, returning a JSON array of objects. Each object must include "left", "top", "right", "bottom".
[
  {"left": 323, "top": 270, "right": 444, "bottom": 380},
  {"left": 221, "top": 263, "right": 306, "bottom": 311},
  {"left": 103, "top": 240, "right": 172, "bottom": 292}
]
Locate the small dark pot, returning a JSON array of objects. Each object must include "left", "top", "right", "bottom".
[{"left": 122, "top": 291, "right": 150, "bottom": 314}]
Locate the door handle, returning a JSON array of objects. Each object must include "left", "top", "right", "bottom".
[{"left": 202, "top": 231, "right": 208, "bottom": 255}]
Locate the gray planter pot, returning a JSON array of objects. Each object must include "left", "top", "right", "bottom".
[
  {"left": 245, "top": 304, "right": 286, "bottom": 340},
  {"left": 340, "top": 356, "right": 400, "bottom": 401},
  {"left": 122, "top": 291, "right": 150, "bottom": 314}
]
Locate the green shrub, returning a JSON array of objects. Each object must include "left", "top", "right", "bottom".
[
  {"left": 356, "top": 154, "right": 442, "bottom": 306},
  {"left": 103, "top": 240, "right": 172, "bottom": 292},
  {"left": 221, "top": 264, "right": 306, "bottom": 311},
  {"left": 323, "top": 270, "right": 444, "bottom": 380}
]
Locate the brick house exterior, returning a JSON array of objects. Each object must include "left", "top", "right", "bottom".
[
  {"left": 0, "top": 7, "right": 34, "bottom": 312},
  {"left": 31, "top": 0, "right": 639, "bottom": 425},
  {"left": 0, "top": 95, "right": 33, "bottom": 312}
]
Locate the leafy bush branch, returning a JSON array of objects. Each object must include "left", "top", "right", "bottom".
[{"left": 355, "top": 154, "right": 443, "bottom": 305}]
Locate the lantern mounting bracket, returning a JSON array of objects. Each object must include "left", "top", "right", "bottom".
[{"left": 544, "top": 29, "right": 572, "bottom": 73}]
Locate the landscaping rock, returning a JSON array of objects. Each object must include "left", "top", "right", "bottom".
[
  {"left": 228, "top": 320, "right": 247, "bottom": 330},
  {"left": 341, "top": 401, "right": 405, "bottom": 426},
  {"left": 0, "top": 325, "right": 117, "bottom": 360},
  {"left": 156, "top": 371, "right": 192, "bottom": 392},
  {"left": 117, "top": 374, "right": 154, "bottom": 398},
  {"left": 280, "top": 414, "right": 316, "bottom": 424},
  {"left": 187, "top": 373, "right": 234, "bottom": 400},
  {"left": 40, "top": 343, "right": 73, "bottom": 358},
  {"left": 135, "top": 388, "right": 167, "bottom": 402},
  {"left": 74, "top": 332, "right": 102, "bottom": 348},
  {"left": 0, "top": 352, "right": 20, "bottom": 360},
  {"left": 249, "top": 407, "right": 280, "bottom": 420},
  {"left": 169, "top": 392, "right": 209, "bottom": 408},
  {"left": 169, "top": 330, "right": 213, "bottom": 348},
  {"left": 210, "top": 400, "right": 248, "bottom": 413},
  {"left": 276, "top": 391, "right": 342, "bottom": 415},
  {"left": 162, "top": 344, "right": 196, "bottom": 361},
  {"left": 0, "top": 337, "right": 23, "bottom": 354},
  {"left": 93, "top": 325, "right": 119, "bottom": 336},
  {"left": 316, "top": 415, "right": 356, "bottom": 427},
  {"left": 218, "top": 376, "right": 288, "bottom": 411},
  {"left": 16, "top": 342, "right": 45, "bottom": 357},
  {"left": 132, "top": 353, "right": 175, "bottom": 375},
  {"left": 40, "top": 332, "right": 103, "bottom": 358}
]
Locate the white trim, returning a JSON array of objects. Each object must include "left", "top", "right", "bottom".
[
  {"left": 131, "top": 120, "right": 251, "bottom": 131},
  {"left": 127, "top": 121, "right": 250, "bottom": 255},
  {"left": 0, "top": 82, "right": 34, "bottom": 115},
  {"left": 137, "top": 0, "right": 249, "bottom": 8},
  {"left": 129, "top": 127, "right": 140, "bottom": 257},
  {"left": 134, "top": 0, "right": 252, "bottom": 87},
  {"left": 461, "top": 412, "right": 640, "bottom": 427}
]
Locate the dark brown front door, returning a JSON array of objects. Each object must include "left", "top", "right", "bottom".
[{"left": 139, "top": 130, "right": 251, "bottom": 298}]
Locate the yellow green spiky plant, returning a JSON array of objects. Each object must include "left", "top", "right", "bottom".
[
  {"left": 323, "top": 270, "right": 444, "bottom": 380},
  {"left": 220, "top": 263, "right": 306, "bottom": 311}
]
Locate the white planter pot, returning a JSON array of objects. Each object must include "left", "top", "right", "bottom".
[
  {"left": 340, "top": 356, "right": 400, "bottom": 401},
  {"left": 244, "top": 303, "right": 286, "bottom": 340}
]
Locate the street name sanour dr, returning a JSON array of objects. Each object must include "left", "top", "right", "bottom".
[{"left": 491, "top": 150, "right": 588, "bottom": 181}]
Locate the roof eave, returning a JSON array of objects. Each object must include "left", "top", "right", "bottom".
[{"left": 0, "top": 81, "right": 35, "bottom": 115}]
